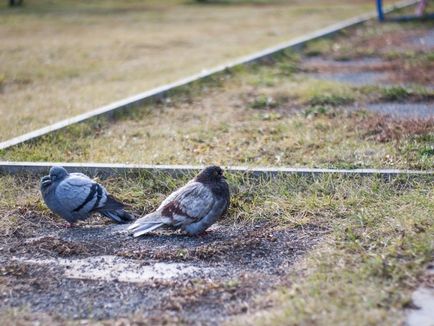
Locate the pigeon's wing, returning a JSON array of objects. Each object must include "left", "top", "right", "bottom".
[
  {"left": 158, "top": 181, "right": 215, "bottom": 225},
  {"left": 183, "top": 194, "right": 229, "bottom": 235},
  {"left": 55, "top": 175, "right": 107, "bottom": 215},
  {"left": 70, "top": 172, "right": 90, "bottom": 179}
]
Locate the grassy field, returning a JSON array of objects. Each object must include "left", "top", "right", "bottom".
[
  {"left": 2, "top": 19, "right": 433, "bottom": 169},
  {"left": 0, "top": 0, "right": 382, "bottom": 141},
  {"left": 1, "top": 2, "right": 433, "bottom": 324},
  {"left": 0, "top": 172, "right": 432, "bottom": 324}
]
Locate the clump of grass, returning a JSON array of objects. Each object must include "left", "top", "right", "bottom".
[
  {"left": 293, "top": 79, "right": 356, "bottom": 107},
  {"left": 419, "top": 144, "right": 434, "bottom": 157},
  {"left": 308, "top": 93, "right": 354, "bottom": 107},
  {"left": 277, "top": 62, "right": 300, "bottom": 76},
  {"left": 275, "top": 50, "right": 301, "bottom": 76},
  {"left": 302, "top": 105, "right": 339, "bottom": 118},
  {"left": 303, "top": 38, "right": 332, "bottom": 57},
  {"left": 361, "top": 85, "right": 434, "bottom": 103},
  {"left": 273, "top": 48, "right": 301, "bottom": 64},
  {"left": 250, "top": 95, "right": 278, "bottom": 110},
  {"left": 380, "top": 86, "right": 413, "bottom": 102}
]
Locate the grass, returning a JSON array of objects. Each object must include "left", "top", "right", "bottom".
[
  {"left": 0, "top": 172, "right": 433, "bottom": 324},
  {"left": 2, "top": 17, "right": 433, "bottom": 169},
  {"left": 380, "top": 86, "right": 422, "bottom": 102},
  {"left": 1, "top": 65, "right": 432, "bottom": 169},
  {"left": 0, "top": 4, "right": 433, "bottom": 324},
  {"left": 0, "top": 0, "right": 380, "bottom": 141},
  {"left": 235, "top": 175, "right": 433, "bottom": 325}
]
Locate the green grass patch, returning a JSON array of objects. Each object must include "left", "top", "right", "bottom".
[
  {"left": 380, "top": 86, "right": 413, "bottom": 102},
  {"left": 307, "top": 93, "right": 354, "bottom": 107},
  {"left": 380, "top": 86, "right": 434, "bottom": 102},
  {"left": 233, "top": 174, "right": 434, "bottom": 325}
]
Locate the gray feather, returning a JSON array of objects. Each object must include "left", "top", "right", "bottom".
[
  {"left": 129, "top": 165, "right": 230, "bottom": 237},
  {"left": 40, "top": 166, "right": 133, "bottom": 225}
]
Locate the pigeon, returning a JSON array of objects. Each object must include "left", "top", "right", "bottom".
[
  {"left": 128, "top": 165, "right": 230, "bottom": 237},
  {"left": 40, "top": 166, "right": 133, "bottom": 226}
]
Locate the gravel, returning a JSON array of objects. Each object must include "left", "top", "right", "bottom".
[{"left": 0, "top": 216, "right": 325, "bottom": 324}]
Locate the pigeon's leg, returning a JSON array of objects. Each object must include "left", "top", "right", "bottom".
[{"left": 63, "top": 222, "right": 75, "bottom": 228}]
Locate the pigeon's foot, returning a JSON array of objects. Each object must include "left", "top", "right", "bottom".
[{"left": 64, "top": 223, "right": 75, "bottom": 228}]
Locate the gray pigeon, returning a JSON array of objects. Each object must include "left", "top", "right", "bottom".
[
  {"left": 40, "top": 166, "right": 133, "bottom": 226},
  {"left": 128, "top": 165, "right": 230, "bottom": 237}
]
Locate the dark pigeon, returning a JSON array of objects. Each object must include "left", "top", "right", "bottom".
[
  {"left": 40, "top": 166, "right": 133, "bottom": 226},
  {"left": 128, "top": 165, "right": 230, "bottom": 237}
]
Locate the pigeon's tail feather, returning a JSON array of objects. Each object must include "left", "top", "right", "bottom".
[
  {"left": 132, "top": 222, "right": 165, "bottom": 237},
  {"left": 101, "top": 195, "right": 126, "bottom": 210},
  {"left": 96, "top": 195, "right": 132, "bottom": 223},
  {"left": 128, "top": 212, "right": 166, "bottom": 237},
  {"left": 101, "top": 209, "right": 134, "bottom": 224}
]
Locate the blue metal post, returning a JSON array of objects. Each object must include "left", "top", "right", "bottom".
[{"left": 376, "top": 0, "right": 385, "bottom": 21}]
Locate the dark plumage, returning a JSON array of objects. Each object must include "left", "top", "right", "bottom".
[
  {"left": 128, "top": 165, "right": 230, "bottom": 237},
  {"left": 40, "top": 166, "right": 133, "bottom": 226}
]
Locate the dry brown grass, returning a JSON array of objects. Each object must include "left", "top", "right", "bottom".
[
  {"left": 0, "top": 0, "right": 380, "bottom": 141},
  {"left": 359, "top": 115, "right": 434, "bottom": 143},
  {"left": 4, "top": 70, "right": 432, "bottom": 169}
]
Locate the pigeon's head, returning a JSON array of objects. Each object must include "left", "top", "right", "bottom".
[
  {"left": 49, "top": 166, "right": 69, "bottom": 182},
  {"left": 195, "top": 165, "right": 225, "bottom": 183}
]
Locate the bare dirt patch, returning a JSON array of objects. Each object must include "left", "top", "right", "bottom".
[
  {"left": 365, "top": 102, "right": 434, "bottom": 119},
  {"left": 302, "top": 54, "right": 434, "bottom": 88},
  {"left": 303, "top": 24, "right": 434, "bottom": 87},
  {"left": 0, "top": 212, "right": 324, "bottom": 323}
]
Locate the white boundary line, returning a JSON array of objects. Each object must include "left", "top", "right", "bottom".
[
  {"left": 0, "top": 0, "right": 417, "bottom": 151},
  {"left": 0, "top": 161, "right": 432, "bottom": 178}
]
